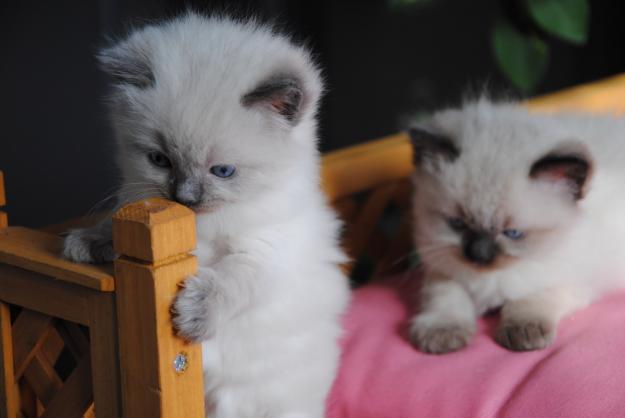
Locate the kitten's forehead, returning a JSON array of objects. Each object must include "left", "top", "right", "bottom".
[
  {"left": 429, "top": 100, "right": 587, "bottom": 230},
  {"left": 438, "top": 164, "right": 511, "bottom": 229},
  {"left": 430, "top": 101, "right": 540, "bottom": 228},
  {"left": 127, "top": 15, "right": 318, "bottom": 158}
]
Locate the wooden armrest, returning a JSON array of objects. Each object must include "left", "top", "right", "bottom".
[
  {"left": 322, "top": 133, "right": 411, "bottom": 202},
  {"left": 527, "top": 73, "right": 625, "bottom": 113},
  {"left": 0, "top": 227, "right": 114, "bottom": 291}
]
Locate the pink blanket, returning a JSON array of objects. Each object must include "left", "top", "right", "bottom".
[{"left": 328, "top": 275, "right": 625, "bottom": 417}]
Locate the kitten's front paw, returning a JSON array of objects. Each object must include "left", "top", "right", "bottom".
[
  {"left": 496, "top": 319, "right": 555, "bottom": 351},
  {"left": 63, "top": 227, "right": 115, "bottom": 264},
  {"left": 172, "top": 275, "right": 215, "bottom": 343},
  {"left": 410, "top": 319, "right": 475, "bottom": 354}
]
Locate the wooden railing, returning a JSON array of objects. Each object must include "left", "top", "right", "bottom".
[{"left": 0, "top": 181, "right": 205, "bottom": 417}]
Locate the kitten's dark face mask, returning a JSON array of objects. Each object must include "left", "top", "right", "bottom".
[
  {"left": 444, "top": 216, "right": 522, "bottom": 269},
  {"left": 409, "top": 127, "right": 593, "bottom": 273},
  {"left": 462, "top": 231, "right": 499, "bottom": 266}
]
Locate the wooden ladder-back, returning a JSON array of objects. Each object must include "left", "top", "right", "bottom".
[{"left": 1, "top": 73, "right": 625, "bottom": 417}]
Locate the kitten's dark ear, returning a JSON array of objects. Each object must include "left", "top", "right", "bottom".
[
  {"left": 530, "top": 145, "right": 593, "bottom": 201},
  {"left": 97, "top": 37, "right": 154, "bottom": 89},
  {"left": 242, "top": 75, "right": 305, "bottom": 125},
  {"left": 408, "top": 127, "right": 460, "bottom": 166}
]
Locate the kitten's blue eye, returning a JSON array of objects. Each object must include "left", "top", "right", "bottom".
[
  {"left": 210, "top": 164, "right": 236, "bottom": 178},
  {"left": 148, "top": 151, "right": 171, "bottom": 168},
  {"left": 503, "top": 229, "right": 525, "bottom": 240},
  {"left": 447, "top": 217, "right": 466, "bottom": 231}
]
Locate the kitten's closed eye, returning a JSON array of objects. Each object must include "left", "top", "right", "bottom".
[
  {"left": 447, "top": 217, "right": 467, "bottom": 232},
  {"left": 447, "top": 214, "right": 525, "bottom": 241},
  {"left": 502, "top": 229, "right": 525, "bottom": 240},
  {"left": 210, "top": 164, "right": 236, "bottom": 178},
  {"left": 148, "top": 151, "right": 172, "bottom": 168}
]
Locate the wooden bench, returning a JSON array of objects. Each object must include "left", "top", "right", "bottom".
[{"left": 2, "top": 73, "right": 625, "bottom": 417}]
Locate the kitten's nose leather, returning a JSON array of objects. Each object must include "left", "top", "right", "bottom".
[
  {"left": 175, "top": 194, "right": 201, "bottom": 207},
  {"left": 174, "top": 181, "right": 203, "bottom": 208},
  {"left": 463, "top": 233, "right": 498, "bottom": 265}
]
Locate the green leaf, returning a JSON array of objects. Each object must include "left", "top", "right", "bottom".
[
  {"left": 492, "top": 20, "right": 550, "bottom": 93},
  {"left": 526, "top": 0, "right": 590, "bottom": 44}
]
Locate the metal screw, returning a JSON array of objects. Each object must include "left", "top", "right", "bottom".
[{"left": 173, "top": 352, "right": 188, "bottom": 373}]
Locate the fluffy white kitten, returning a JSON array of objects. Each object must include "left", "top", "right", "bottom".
[
  {"left": 63, "top": 13, "right": 349, "bottom": 417},
  {"left": 408, "top": 98, "right": 625, "bottom": 353}
]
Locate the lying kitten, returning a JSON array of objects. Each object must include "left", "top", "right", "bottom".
[
  {"left": 408, "top": 98, "right": 625, "bottom": 353},
  {"left": 63, "top": 13, "right": 349, "bottom": 417}
]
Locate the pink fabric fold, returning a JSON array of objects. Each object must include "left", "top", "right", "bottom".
[{"left": 328, "top": 275, "right": 625, "bottom": 418}]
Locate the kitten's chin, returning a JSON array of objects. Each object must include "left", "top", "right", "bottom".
[
  {"left": 189, "top": 206, "right": 216, "bottom": 215},
  {"left": 187, "top": 201, "right": 225, "bottom": 215},
  {"left": 454, "top": 252, "right": 519, "bottom": 274},
  {"left": 422, "top": 251, "right": 518, "bottom": 277}
]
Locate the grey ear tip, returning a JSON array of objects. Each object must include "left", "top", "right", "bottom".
[
  {"left": 242, "top": 74, "right": 308, "bottom": 124},
  {"left": 408, "top": 127, "right": 460, "bottom": 165},
  {"left": 407, "top": 126, "right": 432, "bottom": 140},
  {"left": 530, "top": 151, "right": 593, "bottom": 201},
  {"left": 407, "top": 127, "right": 425, "bottom": 142},
  {"left": 97, "top": 40, "right": 155, "bottom": 89}
]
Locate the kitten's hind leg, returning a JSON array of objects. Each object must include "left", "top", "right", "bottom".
[
  {"left": 410, "top": 277, "right": 477, "bottom": 354},
  {"left": 496, "top": 287, "right": 589, "bottom": 351},
  {"left": 62, "top": 218, "right": 115, "bottom": 263}
]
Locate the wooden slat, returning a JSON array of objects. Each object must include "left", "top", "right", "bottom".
[
  {"left": 0, "top": 227, "right": 114, "bottom": 292},
  {"left": 40, "top": 354, "right": 93, "bottom": 418},
  {"left": 322, "top": 133, "right": 412, "bottom": 202},
  {"left": 0, "top": 171, "right": 5, "bottom": 207},
  {"left": 18, "top": 380, "right": 36, "bottom": 418},
  {"left": 373, "top": 219, "right": 413, "bottom": 279},
  {"left": 0, "top": 172, "right": 6, "bottom": 230},
  {"left": 332, "top": 197, "right": 359, "bottom": 222},
  {"left": 55, "top": 322, "right": 89, "bottom": 360},
  {"left": 88, "top": 293, "right": 121, "bottom": 418},
  {"left": 528, "top": 73, "right": 625, "bottom": 114},
  {"left": 83, "top": 404, "right": 96, "bottom": 418},
  {"left": 23, "top": 353, "right": 63, "bottom": 406},
  {"left": 0, "top": 264, "right": 92, "bottom": 326},
  {"left": 12, "top": 309, "right": 54, "bottom": 379},
  {"left": 344, "top": 183, "right": 398, "bottom": 258},
  {"left": 114, "top": 199, "right": 205, "bottom": 418},
  {"left": 40, "top": 328, "right": 65, "bottom": 367},
  {"left": 0, "top": 302, "right": 17, "bottom": 418}
]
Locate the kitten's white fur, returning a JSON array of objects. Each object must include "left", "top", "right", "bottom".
[
  {"left": 63, "top": 13, "right": 349, "bottom": 417},
  {"left": 409, "top": 98, "right": 625, "bottom": 353}
]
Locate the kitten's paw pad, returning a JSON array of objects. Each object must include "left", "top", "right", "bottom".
[
  {"left": 496, "top": 319, "right": 555, "bottom": 351},
  {"left": 62, "top": 228, "right": 115, "bottom": 264},
  {"left": 172, "top": 276, "right": 214, "bottom": 343},
  {"left": 410, "top": 323, "right": 474, "bottom": 354}
]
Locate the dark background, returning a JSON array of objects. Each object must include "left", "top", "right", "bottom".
[{"left": 2, "top": 0, "right": 624, "bottom": 228}]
